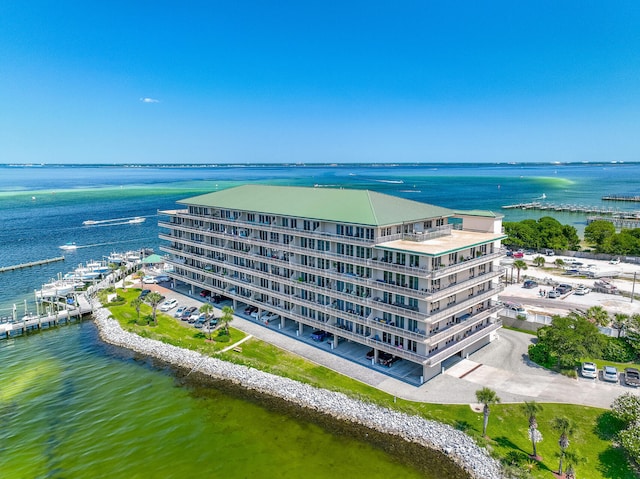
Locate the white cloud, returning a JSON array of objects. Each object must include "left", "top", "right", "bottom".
[{"left": 140, "top": 97, "right": 160, "bottom": 103}]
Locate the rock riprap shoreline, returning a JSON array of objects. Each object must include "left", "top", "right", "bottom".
[{"left": 93, "top": 306, "right": 504, "bottom": 479}]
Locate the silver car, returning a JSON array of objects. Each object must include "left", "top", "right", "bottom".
[{"left": 603, "top": 366, "right": 618, "bottom": 383}]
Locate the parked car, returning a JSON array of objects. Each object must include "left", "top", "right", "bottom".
[
  {"left": 610, "top": 258, "right": 621, "bottom": 265},
  {"left": 139, "top": 289, "right": 151, "bottom": 299},
  {"left": 262, "top": 312, "right": 280, "bottom": 323},
  {"left": 160, "top": 298, "right": 178, "bottom": 311},
  {"left": 194, "top": 315, "right": 208, "bottom": 328},
  {"left": 250, "top": 310, "right": 262, "bottom": 319},
  {"left": 188, "top": 311, "right": 202, "bottom": 323},
  {"left": 625, "top": 368, "right": 640, "bottom": 387},
  {"left": 180, "top": 306, "right": 197, "bottom": 321},
  {"left": 513, "top": 251, "right": 524, "bottom": 259},
  {"left": 603, "top": 366, "right": 619, "bottom": 383},
  {"left": 523, "top": 280, "right": 538, "bottom": 289},
  {"left": 581, "top": 362, "right": 597, "bottom": 379},
  {"left": 155, "top": 275, "right": 170, "bottom": 282},
  {"left": 142, "top": 276, "right": 158, "bottom": 284},
  {"left": 174, "top": 306, "right": 186, "bottom": 318},
  {"left": 556, "top": 284, "right": 573, "bottom": 294},
  {"left": 378, "top": 351, "right": 401, "bottom": 367},
  {"left": 311, "top": 330, "right": 329, "bottom": 342},
  {"left": 544, "top": 249, "right": 555, "bottom": 256},
  {"left": 504, "top": 302, "right": 526, "bottom": 314},
  {"left": 199, "top": 290, "right": 211, "bottom": 298},
  {"left": 547, "top": 289, "right": 561, "bottom": 299},
  {"left": 574, "top": 286, "right": 591, "bottom": 296},
  {"left": 244, "top": 305, "right": 258, "bottom": 315}
]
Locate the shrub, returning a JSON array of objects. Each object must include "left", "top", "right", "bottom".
[
  {"left": 611, "top": 393, "right": 640, "bottom": 425},
  {"left": 215, "top": 331, "right": 231, "bottom": 342},
  {"left": 602, "top": 337, "right": 635, "bottom": 363},
  {"left": 528, "top": 343, "right": 555, "bottom": 368}
]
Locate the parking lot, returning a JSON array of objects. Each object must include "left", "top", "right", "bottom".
[{"left": 125, "top": 274, "right": 637, "bottom": 407}]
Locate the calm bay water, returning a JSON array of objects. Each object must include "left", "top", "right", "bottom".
[
  {"left": 1, "top": 162, "right": 639, "bottom": 477},
  {"left": 1, "top": 322, "right": 457, "bottom": 479}
]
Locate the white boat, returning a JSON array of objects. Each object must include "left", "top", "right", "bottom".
[
  {"left": 59, "top": 242, "right": 77, "bottom": 250},
  {"left": 128, "top": 217, "right": 146, "bottom": 224},
  {"left": 107, "top": 252, "right": 125, "bottom": 264},
  {"left": 74, "top": 266, "right": 101, "bottom": 281},
  {"left": 86, "top": 260, "right": 110, "bottom": 274},
  {"left": 83, "top": 220, "right": 98, "bottom": 225}
]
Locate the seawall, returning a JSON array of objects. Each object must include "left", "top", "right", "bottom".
[{"left": 92, "top": 304, "right": 503, "bottom": 479}]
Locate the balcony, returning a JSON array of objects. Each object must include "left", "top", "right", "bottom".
[
  {"left": 430, "top": 251, "right": 504, "bottom": 279},
  {"left": 426, "top": 304, "right": 502, "bottom": 345},
  {"left": 427, "top": 285, "right": 504, "bottom": 323},
  {"left": 425, "top": 320, "right": 502, "bottom": 366}
]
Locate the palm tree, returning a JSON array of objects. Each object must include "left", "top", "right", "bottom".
[
  {"left": 146, "top": 291, "right": 163, "bottom": 325},
  {"left": 219, "top": 305, "right": 234, "bottom": 334},
  {"left": 553, "top": 258, "right": 564, "bottom": 269},
  {"left": 552, "top": 416, "right": 574, "bottom": 475},
  {"left": 612, "top": 313, "right": 630, "bottom": 338},
  {"left": 562, "top": 450, "right": 584, "bottom": 479},
  {"left": 522, "top": 401, "right": 543, "bottom": 458},
  {"left": 512, "top": 260, "right": 528, "bottom": 283},
  {"left": 533, "top": 256, "right": 545, "bottom": 267},
  {"left": 585, "top": 305, "right": 609, "bottom": 327},
  {"left": 130, "top": 297, "right": 142, "bottom": 323},
  {"left": 199, "top": 303, "right": 215, "bottom": 339},
  {"left": 475, "top": 387, "right": 501, "bottom": 437}
]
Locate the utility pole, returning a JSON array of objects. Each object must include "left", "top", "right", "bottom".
[{"left": 632, "top": 271, "right": 637, "bottom": 304}]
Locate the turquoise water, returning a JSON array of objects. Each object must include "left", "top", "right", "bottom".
[
  {"left": 0, "top": 323, "right": 465, "bottom": 479},
  {"left": 1, "top": 162, "right": 638, "bottom": 477},
  {"left": 2, "top": 162, "right": 640, "bottom": 313}
]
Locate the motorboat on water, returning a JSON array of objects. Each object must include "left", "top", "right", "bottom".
[
  {"left": 59, "top": 242, "right": 77, "bottom": 250},
  {"left": 86, "top": 260, "right": 111, "bottom": 274},
  {"left": 82, "top": 220, "right": 98, "bottom": 225},
  {"left": 37, "top": 279, "right": 84, "bottom": 298},
  {"left": 128, "top": 217, "right": 146, "bottom": 224}
]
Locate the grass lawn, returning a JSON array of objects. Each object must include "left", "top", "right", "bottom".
[{"left": 102, "top": 287, "right": 636, "bottom": 479}]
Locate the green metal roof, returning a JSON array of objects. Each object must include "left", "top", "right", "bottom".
[
  {"left": 453, "top": 209, "right": 504, "bottom": 218},
  {"left": 179, "top": 185, "right": 453, "bottom": 226}
]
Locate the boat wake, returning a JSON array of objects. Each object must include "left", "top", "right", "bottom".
[{"left": 83, "top": 216, "right": 148, "bottom": 226}]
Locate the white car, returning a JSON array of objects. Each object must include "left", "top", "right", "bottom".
[
  {"left": 609, "top": 258, "right": 621, "bottom": 265},
  {"left": 574, "top": 286, "right": 590, "bottom": 295},
  {"left": 160, "top": 299, "right": 178, "bottom": 311},
  {"left": 262, "top": 312, "right": 280, "bottom": 323},
  {"left": 581, "top": 362, "right": 597, "bottom": 379},
  {"left": 142, "top": 276, "right": 158, "bottom": 284}
]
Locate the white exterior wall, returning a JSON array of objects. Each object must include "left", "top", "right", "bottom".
[{"left": 159, "top": 204, "right": 503, "bottom": 380}]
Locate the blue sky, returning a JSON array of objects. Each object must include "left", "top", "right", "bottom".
[{"left": 2, "top": 1, "right": 640, "bottom": 164}]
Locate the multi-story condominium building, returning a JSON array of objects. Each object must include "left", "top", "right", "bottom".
[{"left": 159, "top": 185, "right": 506, "bottom": 383}]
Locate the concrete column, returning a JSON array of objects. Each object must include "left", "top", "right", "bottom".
[
  {"left": 423, "top": 363, "right": 441, "bottom": 382},
  {"left": 298, "top": 322, "right": 304, "bottom": 336},
  {"left": 332, "top": 335, "right": 338, "bottom": 349}
]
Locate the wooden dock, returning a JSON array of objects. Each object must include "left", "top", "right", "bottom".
[
  {"left": 588, "top": 216, "right": 640, "bottom": 230},
  {"left": 501, "top": 202, "right": 628, "bottom": 215},
  {"left": 0, "top": 298, "right": 93, "bottom": 338},
  {"left": 602, "top": 195, "right": 640, "bottom": 202},
  {"left": 0, "top": 256, "right": 65, "bottom": 273}
]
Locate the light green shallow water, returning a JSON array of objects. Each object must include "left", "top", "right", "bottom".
[{"left": 0, "top": 323, "right": 468, "bottom": 479}]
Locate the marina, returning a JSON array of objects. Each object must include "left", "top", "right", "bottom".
[{"left": 0, "top": 252, "right": 143, "bottom": 341}]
